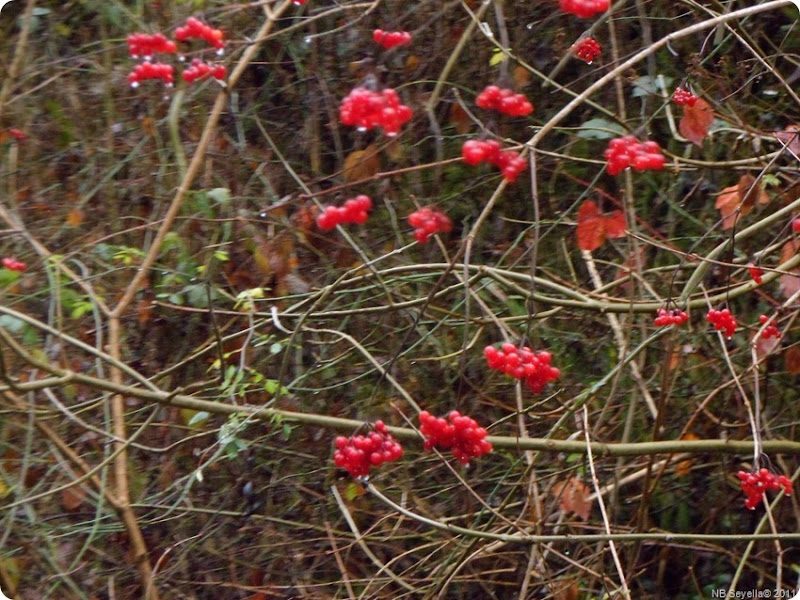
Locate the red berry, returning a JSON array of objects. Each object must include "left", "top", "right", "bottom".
[{"left": 792, "top": 218, "right": 800, "bottom": 233}]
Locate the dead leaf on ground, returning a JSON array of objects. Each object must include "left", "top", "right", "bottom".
[
  {"left": 714, "top": 174, "right": 769, "bottom": 230},
  {"left": 679, "top": 97, "right": 714, "bottom": 147},
  {"left": 551, "top": 476, "right": 592, "bottom": 520},
  {"left": 576, "top": 200, "right": 626, "bottom": 252},
  {"left": 342, "top": 144, "right": 380, "bottom": 182}
]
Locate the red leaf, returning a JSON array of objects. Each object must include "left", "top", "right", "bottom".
[
  {"left": 576, "top": 200, "right": 626, "bottom": 252},
  {"left": 679, "top": 97, "right": 714, "bottom": 147}
]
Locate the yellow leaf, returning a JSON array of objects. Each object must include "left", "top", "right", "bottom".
[
  {"left": 489, "top": 48, "right": 507, "bottom": 67},
  {"left": 66, "top": 207, "right": 84, "bottom": 227}
]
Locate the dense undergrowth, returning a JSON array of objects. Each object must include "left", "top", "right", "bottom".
[{"left": 1, "top": 1, "right": 800, "bottom": 598}]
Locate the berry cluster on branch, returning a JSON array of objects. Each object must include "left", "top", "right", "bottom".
[
  {"left": 2, "top": 257, "right": 27, "bottom": 272},
  {"left": 175, "top": 17, "right": 225, "bottom": 53},
  {"left": 572, "top": 38, "right": 601, "bottom": 64},
  {"left": 476, "top": 85, "right": 534, "bottom": 117},
  {"left": 484, "top": 343, "right": 561, "bottom": 393},
  {"left": 128, "top": 62, "right": 175, "bottom": 88},
  {"left": 419, "top": 410, "right": 493, "bottom": 464},
  {"left": 707, "top": 308, "right": 737, "bottom": 338},
  {"left": 757, "top": 315, "right": 781, "bottom": 339},
  {"left": 604, "top": 136, "right": 666, "bottom": 175},
  {"left": 316, "top": 195, "right": 373, "bottom": 230},
  {"left": 126, "top": 33, "right": 176, "bottom": 59},
  {"left": 559, "top": 0, "right": 609, "bottom": 18},
  {"left": 339, "top": 87, "right": 413, "bottom": 137},
  {"left": 408, "top": 207, "right": 453, "bottom": 243},
  {"left": 737, "top": 469, "right": 793, "bottom": 510},
  {"left": 672, "top": 87, "right": 698, "bottom": 107},
  {"left": 333, "top": 421, "right": 404, "bottom": 478},
  {"left": 372, "top": 29, "right": 412, "bottom": 49},
  {"left": 182, "top": 58, "right": 227, "bottom": 83},
  {"left": 461, "top": 140, "right": 527, "bottom": 182},
  {"left": 654, "top": 307, "right": 688, "bottom": 327},
  {"left": 747, "top": 263, "right": 764, "bottom": 284}
]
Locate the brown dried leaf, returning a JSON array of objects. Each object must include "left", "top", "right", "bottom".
[
  {"left": 551, "top": 476, "right": 592, "bottom": 520},
  {"left": 449, "top": 103, "right": 472, "bottom": 135},
  {"left": 61, "top": 485, "right": 86, "bottom": 511},
  {"left": 775, "top": 124, "right": 800, "bottom": 156},
  {"left": 512, "top": 65, "right": 532, "bottom": 88},
  {"left": 675, "top": 432, "right": 699, "bottom": 477},
  {"left": 779, "top": 240, "right": 800, "bottom": 298},
  {"left": 66, "top": 206, "right": 84, "bottom": 227},
  {"left": 679, "top": 97, "right": 714, "bottom": 147},
  {"left": 714, "top": 174, "right": 768, "bottom": 230},
  {"left": 342, "top": 144, "right": 380, "bottom": 183},
  {"left": 785, "top": 346, "right": 800, "bottom": 374}
]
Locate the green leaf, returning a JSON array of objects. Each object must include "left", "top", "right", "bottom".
[
  {"left": 187, "top": 410, "right": 211, "bottom": 426},
  {"left": 207, "top": 187, "right": 232, "bottom": 205},
  {"left": 631, "top": 75, "right": 672, "bottom": 98},
  {"left": 577, "top": 118, "right": 627, "bottom": 140}
]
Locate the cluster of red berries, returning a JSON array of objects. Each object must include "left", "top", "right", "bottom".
[
  {"left": 559, "top": 0, "right": 609, "bottom": 18},
  {"left": 316, "top": 195, "right": 373, "bottom": 230},
  {"left": 408, "top": 207, "right": 453, "bottom": 243},
  {"left": 175, "top": 17, "right": 225, "bottom": 53},
  {"left": 461, "top": 140, "right": 527, "bottom": 182},
  {"left": 747, "top": 263, "right": 763, "bottom": 284},
  {"left": 757, "top": 315, "right": 781, "bottom": 339},
  {"left": 419, "top": 410, "right": 493, "bottom": 464},
  {"left": 128, "top": 62, "right": 175, "bottom": 88},
  {"left": 181, "top": 58, "right": 227, "bottom": 83},
  {"left": 654, "top": 307, "right": 688, "bottom": 327},
  {"left": 706, "top": 308, "right": 737, "bottom": 338},
  {"left": 334, "top": 421, "right": 404, "bottom": 478},
  {"left": 475, "top": 85, "right": 534, "bottom": 117},
  {"left": 604, "top": 136, "right": 666, "bottom": 175},
  {"left": 573, "top": 38, "right": 601, "bottom": 64},
  {"left": 126, "top": 33, "right": 177, "bottom": 59},
  {"left": 2, "top": 257, "right": 27, "bottom": 272},
  {"left": 672, "top": 87, "right": 698, "bottom": 107},
  {"left": 372, "top": 29, "right": 412, "bottom": 49},
  {"left": 7, "top": 128, "right": 26, "bottom": 142},
  {"left": 339, "top": 87, "right": 413, "bottom": 136},
  {"left": 737, "top": 469, "right": 793, "bottom": 510},
  {"left": 484, "top": 343, "right": 561, "bottom": 393}
]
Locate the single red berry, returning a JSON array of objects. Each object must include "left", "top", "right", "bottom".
[{"left": 792, "top": 218, "right": 800, "bottom": 233}]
